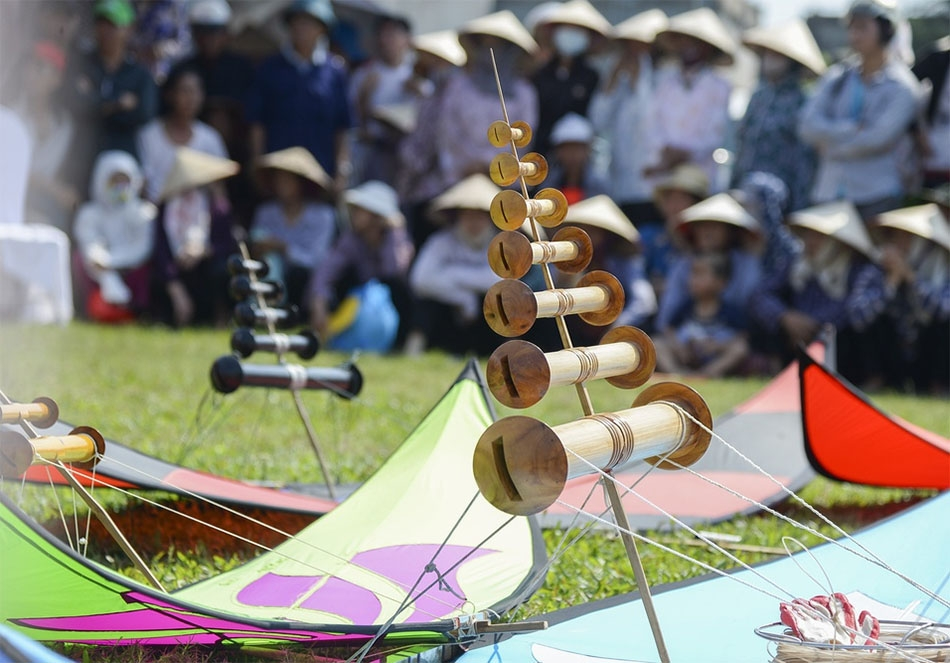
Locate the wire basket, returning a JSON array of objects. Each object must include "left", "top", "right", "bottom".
[{"left": 756, "top": 620, "right": 950, "bottom": 662}]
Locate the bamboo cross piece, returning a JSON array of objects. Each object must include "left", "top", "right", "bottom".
[
  {"left": 487, "top": 326, "right": 657, "bottom": 408},
  {"left": 0, "top": 426, "right": 105, "bottom": 478},
  {"left": 0, "top": 396, "right": 59, "bottom": 428},
  {"left": 483, "top": 270, "right": 625, "bottom": 337},
  {"left": 487, "top": 119, "right": 532, "bottom": 148},
  {"left": 490, "top": 152, "right": 548, "bottom": 187},
  {"left": 490, "top": 189, "right": 569, "bottom": 230},
  {"left": 488, "top": 227, "right": 593, "bottom": 279},
  {"left": 472, "top": 382, "right": 712, "bottom": 516}
]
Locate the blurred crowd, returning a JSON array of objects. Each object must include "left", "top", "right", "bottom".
[{"left": 0, "top": 0, "right": 947, "bottom": 395}]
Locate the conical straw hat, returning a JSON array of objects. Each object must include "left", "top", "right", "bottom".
[
  {"left": 652, "top": 163, "right": 710, "bottom": 201},
  {"left": 873, "top": 203, "right": 950, "bottom": 252},
  {"left": 612, "top": 9, "right": 668, "bottom": 44},
  {"left": 160, "top": 147, "right": 239, "bottom": 201},
  {"left": 537, "top": 0, "right": 612, "bottom": 37},
  {"left": 459, "top": 10, "right": 538, "bottom": 55},
  {"left": 658, "top": 8, "right": 737, "bottom": 65},
  {"left": 678, "top": 192, "right": 761, "bottom": 233},
  {"left": 788, "top": 201, "right": 877, "bottom": 260},
  {"left": 255, "top": 146, "right": 332, "bottom": 191},
  {"left": 371, "top": 102, "right": 419, "bottom": 135},
  {"left": 413, "top": 29, "right": 467, "bottom": 67},
  {"left": 565, "top": 194, "right": 640, "bottom": 244},
  {"left": 743, "top": 19, "right": 827, "bottom": 76},
  {"left": 429, "top": 174, "right": 500, "bottom": 221}
]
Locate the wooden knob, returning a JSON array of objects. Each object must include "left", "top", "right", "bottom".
[
  {"left": 0, "top": 396, "right": 58, "bottom": 428},
  {"left": 473, "top": 382, "right": 712, "bottom": 516},
  {"left": 490, "top": 152, "right": 548, "bottom": 187},
  {"left": 487, "top": 228, "right": 593, "bottom": 279},
  {"left": 483, "top": 270, "right": 625, "bottom": 337},
  {"left": 0, "top": 429, "right": 34, "bottom": 477},
  {"left": 486, "top": 326, "right": 656, "bottom": 408},
  {"left": 487, "top": 120, "right": 532, "bottom": 148},
  {"left": 490, "top": 188, "right": 569, "bottom": 231}
]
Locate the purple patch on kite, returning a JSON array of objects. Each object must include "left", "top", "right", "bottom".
[{"left": 237, "top": 573, "right": 382, "bottom": 624}]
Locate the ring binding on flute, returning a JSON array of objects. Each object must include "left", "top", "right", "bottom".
[
  {"left": 472, "top": 382, "right": 712, "bottom": 516},
  {"left": 230, "top": 328, "right": 320, "bottom": 359},
  {"left": 0, "top": 397, "right": 59, "bottom": 429},
  {"left": 490, "top": 188, "right": 569, "bottom": 230},
  {"left": 229, "top": 275, "right": 284, "bottom": 303},
  {"left": 0, "top": 425, "right": 105, "bottom": 477},
  {"left": 488, "top": 227, "right": 593, "bottom": 279},
  {"left": 487, "top": 119, "right": 532, "bottom": 148},
  {"left": 490, "top": 152, "right": 548, "bottom": 187},
  {"left": 483, "top": 270, "right": 625, "bottom": 337},
  {"left": 209, "top": 355, "right": 362, "bottom": 398},
  {"left": 233, "top": 302, "right": 300, "bottom": 329},
  {"left": 487, "top": 326, "right": 656, "bottom": 408},
  {"left": 226, "top": 254, "right": 269, "bottom": 277}
]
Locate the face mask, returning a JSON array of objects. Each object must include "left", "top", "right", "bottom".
[
  {"left": 552, "top": 26, "right": 590, "bottom": 58},
  {"left": 760, "top": 51, "right": 792, "bottom": 80},
  {"left": 106, "top": 181, "right": 132, "bottom": 206}
]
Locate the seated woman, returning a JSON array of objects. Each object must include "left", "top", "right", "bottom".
[
  {"left": 137, "top": 65, "right": 230, "bottom": 204},
  {"left": 151, "top": 147, "right": 239, "bottom": 327},
  {"left": 250, "top": 147, "right": 337, "bottom": 315},
  {"left": 749, "top": 200, "right": 886, "bottom": 386},
  {"left": 308, "top": 180, "right": 414, "bottom": 352},
  {"left": 73, "top": 150, "right": 156, "bottom": 322},
  {"left": 873, "top": 203, "right": 949, "bottom": 394},
  {"left": 655, "top": 192, "right": 763, "bottom": 336},
  {"left": 654, "top": 252, "right": 749, "bottom": 378},
  {"left": 407, "top": 173, "right": 503, "bottom": 356},
  {"left": 557, "top": 194, "right": 657, "bottom": 342}
]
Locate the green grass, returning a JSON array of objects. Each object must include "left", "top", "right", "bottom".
[{"left": 0, "top": 322, "right": 946, "bottom": 662}]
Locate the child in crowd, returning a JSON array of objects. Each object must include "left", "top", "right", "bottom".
[
  {"left": 559, "top": 194, "right": 657, "bottom": 340},
  {"left": 749, "top": 201, "right": 886, "bottom": 386},
  {"left": 250, "top": 147, "right": 337, "bottom": 315},
  {"left": 544, "top": 112, "right": 609, "bottom": 204},
  {"left": 73, "top": 151, "right": 155, "bottom": 322},
  {"left": 655, "top": 192, "right": 762, "bottom": 335},
  {"left": 873, "top": 203, "right": 950, "bottom": 393},
  {"left": 137, "top": 64, "right": 230, "bottom": 203},
  {"left": 407, "top": 174, "right": 502, "bottom": 356},
  {"left": 654, "top": 252, "right": 749, "bottom": 377},
  {"left": 309, "top": 180, "right": 414, "bottom": 352},
  {"left": 151, "top": 147, "right": 239, "bottom": 327}
]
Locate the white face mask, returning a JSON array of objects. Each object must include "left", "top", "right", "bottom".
[
  {"left": 552, "top": 25, "right": 590, "bottom": 58},
  {"left": 106, "top": 181, "right": 132, "bottom": 206}
]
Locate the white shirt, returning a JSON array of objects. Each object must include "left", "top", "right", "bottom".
[{"left": 137, "top": 119, "right": 228, "bottom": 202}]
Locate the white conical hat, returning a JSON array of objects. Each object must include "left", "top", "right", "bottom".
[
  {"left": 429, "top": 173, "right": 500, "bottom": 220},
  {"left": 160, "top": 147, "right": 239, "bottom": 201},
  {"left": 678, "top": 192, "right": 761, "bottom": 233},
  {"left": 788, "top": 201, "right": 877, "bottom": 260},
  {"left": 371, "top": 102, "right": 419, "bottom": 135},
  {"left": 658, "top": 8, "right": 737, "bottom": 65},
  {"left": 255, "top": 146, "right": 332, "bottom": 191},
  {"left": 564, "top": 194, "right": 639, "bottom": 244},
  {"left": 652, "top": 163, "right": 711, "bottom": 202},
  {"left": 743, "top": 19, "right": 827, "bottom": 76},
  {"left": 413, "top": 29, "right": 467, "bottom": 67},
  {"left": 873, "top": 203, "right": 950, "bottom": 252},
  {"left": 537, "top": 0, "right": 612, "bottom": 37},
  {"left": 459, "top": 10, "right": 538, "bottom": 55},
  {"left": 612, "top": 9, "right": 668, "bottom": 44}
]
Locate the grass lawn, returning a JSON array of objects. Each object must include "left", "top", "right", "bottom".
[{"left": 0, "top": 322, "right": 946, "bottom": 662}]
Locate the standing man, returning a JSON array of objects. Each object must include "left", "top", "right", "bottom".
[{"left": 246, "top": 0, "right": 352, "bottom": 192}]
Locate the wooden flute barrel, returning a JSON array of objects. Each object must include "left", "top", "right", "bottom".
[
  {"left": 230, "top": 328, "right": 320, "bottom": 359},
  {"left": 227, "top": 255, "right": 269, "bottom": 277},
  {"left": 229, "top": 275, "right": 284, "bottom": 303},
  {"left": 0, "top": 426, "right": 105, "bottom": 477},
  {"left": 0, "top": 397, "right": 58, "bottom": 428},
  {"left": 490, "top": 188, "right": 569, "bottom": 230},
  {"left": 473, "top": 382, "right": 712, "bottom": 516},
  {"left": 483, "top": 270, "right": 625, "bottom": 337},
  {"left": 487, "top": 326, "right": 657, "bottom": 408},
  {"left": 210, "top": 355, "right": 363, "bottom": 399},
  {"left": 233, "top": 303, "right": 300, "bottom": 329},
  {"left": 490, "top": 152, "right": 548, "bottom": 187},
  {"left": 487, "top": 120, "right": 532, "bottom": 148},
  {"left": 487, "top": 227, "right": 593, "bottom": 279}
]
